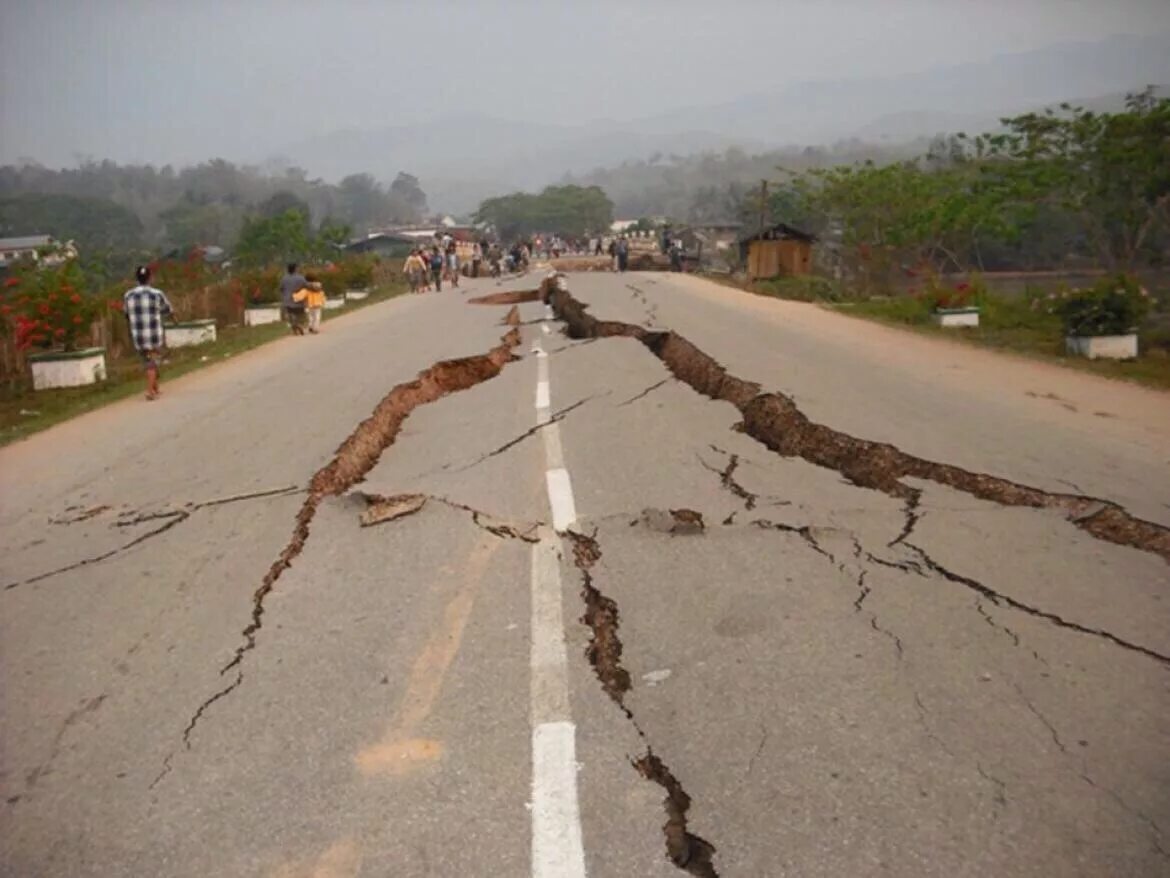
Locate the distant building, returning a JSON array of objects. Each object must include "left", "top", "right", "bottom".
[
  {"left": 0, "top": 235, "right": 77, "bottom": 268},
  {"left": 739, "top": 222, "right": 816, "bottom": 280}
]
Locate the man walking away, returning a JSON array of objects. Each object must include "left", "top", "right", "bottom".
[
  {"left": 124, "top": 265, "right": 175, "bottom": 401},
  {"left": 430, "top": 247, "right": 444, "bottom": 292},
  {"left": 472, "top": 242, "right": 483, "bottom": 278},
  {"left": 280, "top": 262, "right": 308, "bottom": 335},
  {"left": 616, "top": 236, "right": 629, "bottom": 273},
  {"left": 447, "top": 243, "right": 460, "bottom": 288},
  {"left": 404, "top": 249, "right": 425, "bottom": 293}
]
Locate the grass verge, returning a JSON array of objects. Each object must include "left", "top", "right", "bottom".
[
  {"left": 700, "top": 271, "right": 1170, "bottom": 390},
  {"left": 0, "top": 284, "right": 406, "bottom": 446},
  {"left": 830, "top": 295, "right": 1170, "bottom": 390}
]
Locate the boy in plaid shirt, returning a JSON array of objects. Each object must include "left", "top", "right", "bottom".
[{"left": 123, "top": 266, "right": 174, "bottom": 400}]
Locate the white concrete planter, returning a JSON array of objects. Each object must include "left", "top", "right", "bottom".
[
  {"left": 324, "top": 297, "right": 346, "bottom": 310},
  {"left": 345, "top": 289, "right": 370, "bottom": 301},
  {"left": 1065, "top": 333, "right": 1138, "bottom": 360},
  {"left": 28, "top": 347, "right": 107, "bottom": 390},
  {"left": 165, "top": 319, "right": 217, "bottom": 348},
  {"left": 932, "top": 307, "right": 980, "bottom": 328},
  {"left": 244, "top": 305, "right": 282, "bottom": 327}
]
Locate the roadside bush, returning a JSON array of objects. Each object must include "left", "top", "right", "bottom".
[
  {"left": 233, "top": 265, "right": 283, "bottom": 305},
  {"left": 1047, "top": 275, "right": 1152, "bottom": 337},
  {"left": 1, "top": 260, "right": 100, "bottom": 352},
  {"left": 919, "top": 273, "right": 987, "bottom": 311},
  {"left": 755, "top": 275, "right": 849, "bottom": 302},
  {"left": 340, "top": 256, "right": 375, "bottom": 290}
]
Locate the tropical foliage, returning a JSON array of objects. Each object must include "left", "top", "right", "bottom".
[{"left": 475, "top": 185, "right": 613, "bottom": 239}]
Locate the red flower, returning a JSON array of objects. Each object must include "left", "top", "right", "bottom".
[
  {"left": 38, "top": 303, "right": 51, "bottom": 316},
  {"left": 3, "top": 277, "right": 19, "bottom": 288},
  {"left": 72, "top": 314, "right": 83, "bottom": 324},
  {"left": 0, "top": 304, "right": 10, "bottom": 315},
  {"left": 956, "top": 283, "right": 970, "bottom": 292},
  {"left": 70, "top": 294, "right": 82, "bottom": 304},
  {"left": 108, "top": 299, "right": 123, "bottom": 311},
  {"left": 54, "top": 328, "right": 65, "bottom": 338}
]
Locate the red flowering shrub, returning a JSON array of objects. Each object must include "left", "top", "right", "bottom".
[
  {"left": 1, "top": 261, "right": 99, "bottom": 351},
  {"left": 920, "top": 273, "right": 986, "bottom": 311}
]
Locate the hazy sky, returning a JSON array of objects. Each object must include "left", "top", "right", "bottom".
[{"left": 2, "top": 0, "right": 1169, "bottom": 169}]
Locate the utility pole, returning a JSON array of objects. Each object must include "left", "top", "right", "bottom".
[{"left": 758, "top": 179, "right": 768, "bottom": 236}]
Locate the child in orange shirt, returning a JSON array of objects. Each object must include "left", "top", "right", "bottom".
[{"left": 294, "top": 278, "right": 327, "bottom": 334}]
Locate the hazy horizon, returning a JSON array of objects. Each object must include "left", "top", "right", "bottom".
[{"left": 3, "top": 0, "right": 1170, "bottom": 176}]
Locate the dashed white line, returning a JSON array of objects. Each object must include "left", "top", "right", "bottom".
[
  {"left": 544, "top": 468, "right": 578, "bottom": 532},
  {"left": 529, "top": 314, "right": 585, "bottom": 878},
  {"left": 532, "top": 722, "right": 586, "bottom": 878}
]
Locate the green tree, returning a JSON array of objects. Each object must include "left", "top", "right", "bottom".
[
  {"left": 987, "top": 89, "right": 1170, "bottom": 270},
  {"left": 234, "top": 209, "right": 312, "bottom": 267},
  {"left": 159, "top": 199, "right": 235, "bottom": 249},
  {"left": 314, "top": 217, "right": 352, "bottom": 259},
  {"left": 475, "top": 185, "right": 613, "bottom": 239},
  {"left": 257, "top": 190, "right": 311, "bottom": 221},
  {"left": 0, "top": 193, "right": 144, "bottom": 253},
  {"left": 389, "top": 172, "right": 427, "bottom": 221}
]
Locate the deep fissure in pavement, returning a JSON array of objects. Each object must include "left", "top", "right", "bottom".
[
  {"left": 546, "top": 276, "right": 1170, "bottom": 562},
  {"left": 565, "top": 530, "right": 721, "bottom": 877},
  {"left": 545, "top": 276, "right": 1170, "bottom": 666},
  {"left": 174, "top": 327, "right": 521, "bottom": 753},
  {"left": 467, "top": 289, "right": 542, "bottom": 306}
]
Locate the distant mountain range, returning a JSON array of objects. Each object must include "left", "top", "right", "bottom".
[{"left": 271, "top": 32, "right": 1170, "bottom": 213}]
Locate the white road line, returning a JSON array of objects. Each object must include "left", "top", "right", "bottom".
[
  {"left": 530, "top": 534, "right": 573, "bottom": 724},
  {"left": 529, "top": 321, "right": 586, "bottom": 878},
  {"left": 541, "top": 419, "right": 565, "bottom": 469},
  {"left": 532, "top": 722, "right": 586, "bottom": 878},
  {"left": 545, "top": 468, "right": 577, "bottom": 532}
]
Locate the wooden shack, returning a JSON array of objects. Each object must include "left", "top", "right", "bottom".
[{"left": 740, "top": 222, "right": 816, "bottom": 280}]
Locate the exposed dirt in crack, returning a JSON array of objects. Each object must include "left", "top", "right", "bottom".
[
  {"left": 467, "top": 289, "right": 541, "bottom": 306},
  {"left": 564, "top": 527, "right": 720, "bottom": 876},
  {"left": 173, "top": 327, "right": 522, "bottom": 755},
  {"left": 546, "top": 276, "right": 1170, "bottom": 563},
  {"left": 634, "top": 753, "right": 720, "bottom": 877},
  {"left": 545, "top": 277, "right": 1170, "bottom": 664},
  {"left": 566, "top": 530, "right": 631, "bottom": 707}
]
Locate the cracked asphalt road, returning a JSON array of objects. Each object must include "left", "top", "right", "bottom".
[{"left": 2, "top": 269, "right": 1168, "bottom": 877}]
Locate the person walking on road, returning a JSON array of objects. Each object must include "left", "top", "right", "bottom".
[
  {"left": 123, "top": 265, "right": 175, "bottom": 401},
  {"left": 404, "top": 249, "right": 425, "bottom": 293},
  {"left": 280, "top": 262, "right": 308, "bottom": 335},
  {"left": 429, "top": 246, "right": 444, "bottom": 292},
  {"left": 446, "top": 243, "right": 460, "bottom": 288},
  {"left": 616, "top": 236, "right": 630, "bottom": 273},
  {"left": 488, "top": 242, "right": 502, "bottom": 281},
  {"left": 294, "top": 276, "right": 327, "bottom": 333},
  {"left": 471, "top": 241, "right": 483, "bottom": 278}
]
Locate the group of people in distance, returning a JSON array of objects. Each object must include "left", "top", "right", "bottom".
[{"left": 402, "top": 237, "right": 466, "bottom": 294}]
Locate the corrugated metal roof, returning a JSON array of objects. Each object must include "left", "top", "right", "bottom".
[{"left": 0, "top": 235, "right": 53, "bottom": 251}]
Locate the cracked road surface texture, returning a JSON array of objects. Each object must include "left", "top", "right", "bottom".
[{"left": 2, "top": 270, "right": 1168, "bottom": 877}]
